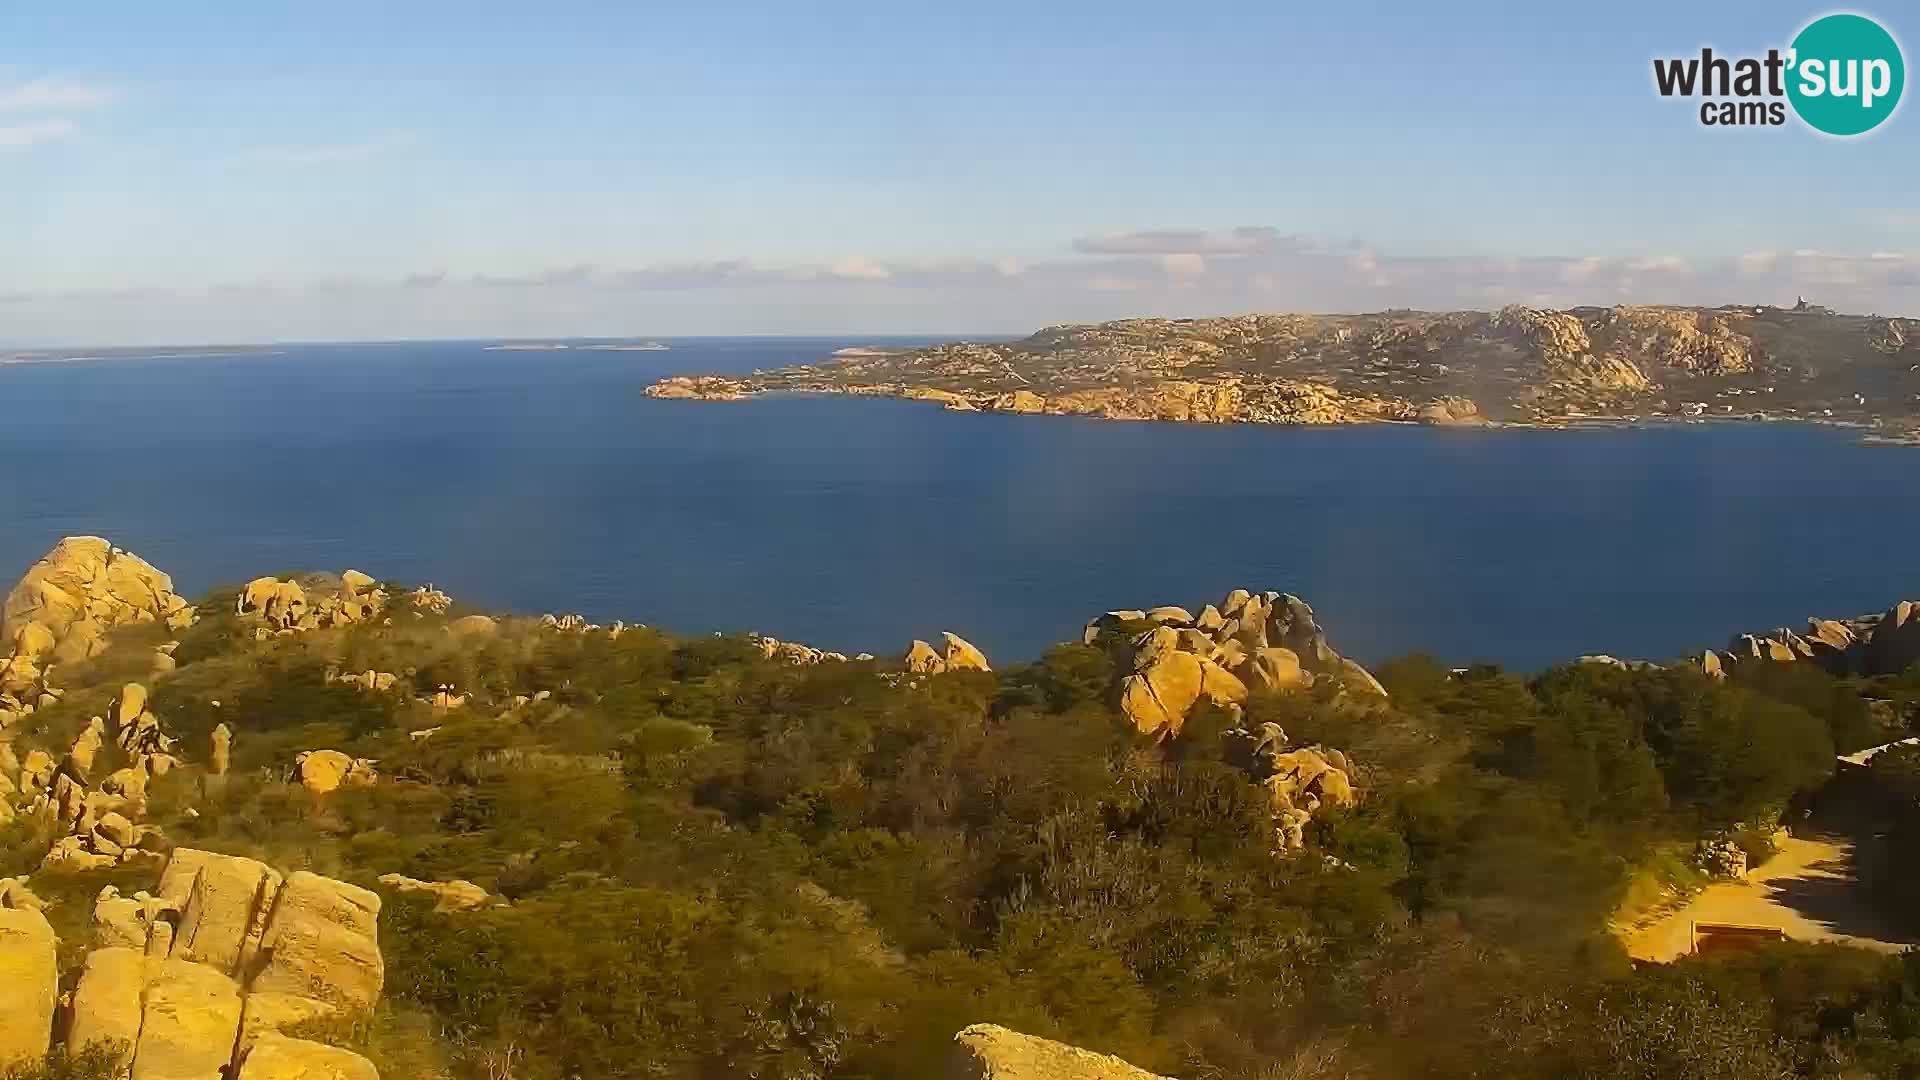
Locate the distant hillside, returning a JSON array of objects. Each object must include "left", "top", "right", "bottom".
[{"left": 650, "top": 303, "right": 1920, "bottom": 439}]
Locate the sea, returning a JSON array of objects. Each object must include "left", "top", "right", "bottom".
[{"left": 2, "top": 336, "right": 1916, "bottom": 672}]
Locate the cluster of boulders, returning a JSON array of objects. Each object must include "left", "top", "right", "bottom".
[
  {"left": 1, "top": 538, "right": 197, "bottom": 728},
  {"left": 949, "top": 1024, "right": 1171, "bottom": 1080},
  {"left": 1225, "top": 722, "right": 1357, "bottom": 850},
  {"left": 5, "top": 847, "right": 388, "bottom": 1078},
  {"left": 1698, "top": 600, "right": 1920, "bottom": 679},
  {"left": 323, "top": 666, "right": 477, "bottom": 714},
  {"left": 742, "top": 631, "right": 984, "bottom": 673},
  {"left": 2, "top": 683, "right": 193, "bottom": 871},
  {"left": 538, "top": 612, "right": 635, "bottom": 638},
  {"left": 326, "top": 667, "right": 400, "bottom": 693},
  {"left": 750, "top": 633, "right": 876, "bottom": 665},
  {"left": 236, "top": 570, "right": 387, "bottom": 637},
  {"left": 407, "top": 585, "right": 452, "bottom": 615},
  {"left": 1085, "top": 589, "right": 1385, "bottom": 740},
  {"left": 1079, "top": 591, "right": 1374, "bottom": 852},
  {"left": 905, "top": 633, "right": 992, "bottom": 675}
]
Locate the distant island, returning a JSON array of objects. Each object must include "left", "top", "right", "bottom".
[
  {"left": 487, "top": 341, "right": 668, "bottom": 352},
  {"left": 649, "top": 301, "right": 1920, "bottom": 442}
]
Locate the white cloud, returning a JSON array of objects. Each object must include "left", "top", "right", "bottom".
[
  {"left": 0, "top": 77, "right": 112, "bottom": 112},
  {"left": 1625, "top": 255, "right": 1691, "bottom": 274},
  {"left": 0, "top": 118, "right": 75, "bottom": 150},
  {"left": 1074, "top": 226, "right": 1301, "bottom": 256},
  {"left": 7, "top": 224, "right": 1918, "bottom": 345}
]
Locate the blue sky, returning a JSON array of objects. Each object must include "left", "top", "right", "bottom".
[{"left": 3, "top": 0, "right": 1916, "bottom": 344}]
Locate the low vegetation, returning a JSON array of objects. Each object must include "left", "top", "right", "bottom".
[{"left": 10, "top": 592, "right": 1920, "bottom": 1080}]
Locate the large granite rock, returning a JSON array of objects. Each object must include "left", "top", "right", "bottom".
[
  {"left": 948, "top": 1024, "right": 1171, "bottom": 1080},
  {"left": 292, "top": 751, "right": 375, "bottom": 795},
  {"left": 132, "top": 959, "right": 243, "bottom": 1080},
  {"left": 235, "top": 992, "right": 338, "bottom": 1055},
  {"left": 1244, "top": 647, "right": 1308, "bottom": 693},
  {"left": 1118, "top": 650, "right": 1204, "bottom": 738},
  {"left": 376, "top": 873, "right": 492, "bottom": 912},
  {"left": 250, "top": 872, "right": 384, "bottom": 1011},
  {"left": 234, "top": 1034, "right": 378, "bottom": 1080},
  {"left": 160, "top": 849, "right": 283, "bottom": 976},
  {"left": 942, "top": 632, "right": 992, "bottom": 672},
  {"left": 67, "top": 947, "right": 147, "bottom": 1070},
  {"left": 0, "top": 907, "right": 57, "bottom": 1069}
]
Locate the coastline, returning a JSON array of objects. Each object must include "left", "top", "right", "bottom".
[{"left": 646, "top": 380, "right": 1914, "bottom": 445}]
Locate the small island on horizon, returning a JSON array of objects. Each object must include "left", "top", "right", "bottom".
[
  {"left": 649, "top": 299, "right": 1920, "bottom": 444},
  {"left": 485, "top": 340, "right": 669, "bottom": 352}
]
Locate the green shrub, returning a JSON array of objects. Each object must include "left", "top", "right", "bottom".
[{"left": 2, "top": 1043, "right": 127, "bottom": 1080}]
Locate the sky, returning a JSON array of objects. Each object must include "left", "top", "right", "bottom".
[{"left": 2, "top": 1, "right": 1917, "bottom": 345}]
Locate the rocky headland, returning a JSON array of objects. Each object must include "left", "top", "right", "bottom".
[{"left": 648, "top": 302, "right": 1920, "bottom": 439}]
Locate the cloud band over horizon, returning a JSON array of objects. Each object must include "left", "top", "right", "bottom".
[{"left": 4, "top": 225, "right": 1918, "bottom": 347}]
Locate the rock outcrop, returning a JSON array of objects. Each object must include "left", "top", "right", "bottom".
[
  {"left": 1227, "top": 724, "right": 1356, "bottom": 849},
  {"left": 1078, "top": 592, "right": 1369, "bottom": 853},
  {"left": 1700, "top": 600, "right": 1920, "bottom": 679},
  {"left": 1087, "top": 589, "right": 1384, "bottom": 738},
  {"left": 948, "top": 1024, "right": 1171, "bottom": 1080},
  {"left": 0, "top": 538, "right": 197, "bottom": 729},
  {"left": 751, "top": 633, "right": 865, "bottom": 665},
  {"left": 376, "top": 873, "right": 494, "bottom": 911},
  {"left": 904, "top": 633, "right": 993, "bottom": 675},
  {"left": 237, "top": 571, "right": 389, "bottom": 637},
  {"left": 65, "top": 849, "right": 382, "bottom": 1078},
  {"left": 406, "top": 585, "right": 451, "bottom": 615}
]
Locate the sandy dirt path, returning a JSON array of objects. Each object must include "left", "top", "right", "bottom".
[{"left": 1626, "top": 833, "right": 1916, "bottom": 962}]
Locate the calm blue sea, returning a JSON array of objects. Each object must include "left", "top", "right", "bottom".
[{"left": 2, "top": 337, "right": 1915, "bottom": 671}]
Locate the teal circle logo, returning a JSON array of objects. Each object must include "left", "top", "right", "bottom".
[{"left": 1787, "top": 13, "right": 1905, "bottom": 136}]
